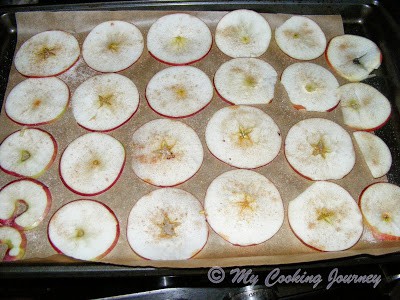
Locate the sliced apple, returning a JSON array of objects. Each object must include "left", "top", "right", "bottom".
[
  {"left": 146, "top": 66, "right": 213, "bottom": 118},
  {"left": 285, "top": 118, "right": 355, "bottom": 180},
  {"left": 214, "top": 58, "right": 277, "bottom": 105},
  {"left": 205, "top": 169, "right": 284, "bottom": 246},
  {"left": 0, "top": 179, "right": 51, "bottom": 230},
  {"left": 147, "top": 13, "right": 212, "bottom": 65},
  {"left": 353, "top": 131, "right": 392, "bottom": 178},
  {"left": 48, "top": 199, "right": 119, "bottom": 261},
  {"left": 127, "top": 188, "right": 208, "bottom": 260},
  {"left": 215, "top": 9, "right": 271, "bottom": 58},
  {"left": 0, "top": 226, "right": 26, "bottom": 261},
  {"left": 359, "top": 183, "right": 400, "bottom": 240},
  {"left": 205, "top": 105, "right": 281, "bottom": 169},
  {"left": 131, "top": 119, "right": 203, "bottom": 187},
  {"left": 59, "top": 133, "right": 125, "bottom": 196},
  {"left": 281, "top": 62, "right": 339, "bottom": 111},
  {"left": 5, "top": 78, "right": 69, "bottom": 126},
  {"left": 72, "top": 74, "right": 139, "bottom": 131},
  {"left": 326, "top": 34, "right": 382, "bottom": 82},
  {"left": 275, "top": 16, "right": 326, "bottom": 60},
  {"left": 288, "top": 181, "right": 363, "bottom": 251},
  {"left": 14, "top": 30, "right": 80, "bottom": 77},
  {"left": 82, "top": 20, "right": 144, "bottom": 73},
  {"left": 0, "top": 128, "right": 57, "bottom": 178},
  {"left": 339, "top": 83, "right": 391, "bottom": 131}
]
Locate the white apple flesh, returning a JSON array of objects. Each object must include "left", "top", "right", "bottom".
[
  {"left": 0, "top": 128, "right": 57, "bottom": 178},
  {"left": 205, "top": 105, "right": 281, "bottom": 169},
  {"left": 339, "top": 82, "right": 391, "bottom": 131},
  {"left": 5, "top": 77, "right": 69, "bottom": 126},
  {"left": 0, "top": 226, "right": 26, "bottom": 261},
  {"left": 72, "top": 74, "right": 139, "bottom": 131},
  {"left": 215, "top": 9, "right": 271, "bottom": 58},
  {"left": 147, "top": 13, "right": 212, "bottom": 65},
  {"left": 146, "top": 66, "right": 213, "bottom": 118},
  {"left": 214, "top": 58, "right": 277, "bottom": 105},
  {"left": 48, "top": 199, "right": 119, "bottom": 261},
  {"left": 285, "top": 118, "right": 355, "bottom": 180},
  {"left": 205, "top": 169, "right": 284, "bottom": 246},
  {"left": 359, "top": 182, "right": 400, "bottom": 241},
  {"left": 326, "top": 34, "right": 382, "bottom": 82},
  {"left": 275, "top": 16, "right": 326, "bottom": 60},
  {"left": 59, "top": 133, "right": 125, "bottom": 196},
  {"left": 281, "top": 62, "right": 339, "bottom": 111},
  {"left": 288, "top": 181, "right": 363, "bottom": 251},
  {"left": 353, "top": 131, "right": 392, "bottom": 178},
  {"left": 131, "top": 119, "right": 203, "bottom": 187},
  {"left": 127, "top": 188, "right": 208, "bottom": 260},
  {"left": 14, "top": 30, "right": 80, "bottom": 77},
  {"left": 0, "top": 179, "right": 51, "bottom": 230},
  {"left": 82, "top": 20, "right": 144, "bottom": 73}
]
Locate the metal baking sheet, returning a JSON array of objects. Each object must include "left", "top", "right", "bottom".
[{"left": 0, "top": 0, "right": 399, "bottom": 273}]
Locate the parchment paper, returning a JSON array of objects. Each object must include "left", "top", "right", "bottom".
[{"left": 0, "top": 10, "right": 399, "bottom": 268}]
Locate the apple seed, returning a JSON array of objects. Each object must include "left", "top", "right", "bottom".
[{"left": 20, "top": 150, "right": 31, "bottom": 162}]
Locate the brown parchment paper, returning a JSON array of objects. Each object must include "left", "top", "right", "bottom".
[{"left": 1, "top": 10, "right": 399, "bottom": 268}]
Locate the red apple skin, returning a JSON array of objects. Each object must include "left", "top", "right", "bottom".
[
  {"left": 59, "top": 143, "right": 126, "bottom": 196},
  {"left": 282, "top": 145, "right": 314, "bottom": 181},
  {"left": 0, "top": 128, "right": 58, "bottom": 178},
  {"left": 358, "top": 182, "right": 400, "bottom": 241},
  {"left": 47, "top": 199, "right": 120, "bottom": 261},
  {"left": 144, "top": 91, "right": 212, "bottom": 119},
  {"left": 0, "top": 178, "right": 52, "bottom": 231},
  {"left": 5, "top": 84, "right": 71, "bottom": 127},
  {"left": 1, "top": 230, "right": 27, "bottom": 262},
  {"left": 76, "top": 103, "right": 139, "bottom": 133},
  {"left": 148, "top": 40, "right": 212, "bottom": 66},
  {"left": 127, "top": 191, "right": 208, "bottom": 260}
]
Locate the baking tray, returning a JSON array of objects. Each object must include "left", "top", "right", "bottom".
[{"left": 0, "top": 0, "right": 399, "bottom": 277}]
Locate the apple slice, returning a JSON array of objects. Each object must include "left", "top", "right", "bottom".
[
  {"left": 131, "top": 119, "right": 203, "bottom": 187},
  {"left": 285, "top": 118, "right": 355, "bottom": 180},
  {"left": 0, "top": 226, "right": 26, "bottom": 261},
  {"left": 289, "top": 181, "right": 363, "bottom": 251},
  {"left": 147, "top": 13, "right": 212, "bottom": 65},
  {"left": 14, "top": 30, "right": 80, "bottom": 77},
  {"left": 82, "top": 20, "right": 144, "bottom": 73},
  {"left": 339, "top": 83, "right": 391, "bottom": 131},
  {"left": 59, "top": 133, "right": 125, "bottom": 196},
  {"left": 326, "top": 34, "right": 382, "bottom": 82},
  {"left": 281, "top": 62, "right": 339, "bottom": 111},
  {"left": 72, "top": 74, "right": 139, "bottom": 131},
  {"left": 5, "top": 78, "right": 69, "bottom": 126},
  {"left": 359, "top": 183, "right": 400, "bottom": 240},
  {"left": 48, "top": 199, "right": 119, "bottom": 261},
  {"left": 0, "top": 179, "right": 51, "bottom": 230},
  {"left": 0, "top": 128, "right": 57, "bottom": 178},
  {"left": 127, "top": 188, "right": 208, "bottom": 260},
  {"left": 214, "top": 58, "right": 277, "bottom": 105},
  {"left": 205, "top": 169, "right": 284, "bottom": 246},
  {"left": 205, "top": 105, "right": 281, "bottom": 169},
  {"left": 146, "top": 66, "right": 213, "bottom": 118},
  {"left": 353, "top": 131, "right": 392, "bottom": 178},
  {"left": 215, "top": 9, "right": 271, "bottom": 58},
  {"left": 275, "top": 16, "right": 326, "bottom": 60}
]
